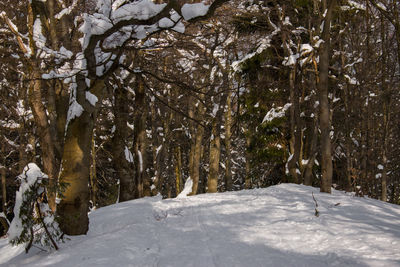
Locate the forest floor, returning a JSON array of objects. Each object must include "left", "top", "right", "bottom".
[{"left": 1, "top": 183, "right": 400, "bottom": 266}]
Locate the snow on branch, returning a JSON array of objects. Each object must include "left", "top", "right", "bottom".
[
  {"left": 55, "top": 0, "right": 79, "bottom": 20},
  {"left": 78, "top": 0, "right": 228, "bottom": 79},
  {"left": 341, "top": 0, "right": 366, "bottom": 11},
  {"left": 41, "top": 0, "right": 229, "bottom": 132},
  {"left": 262, "top": 103, "right": 291, "bottom": 124},
  {"left": 0, "top": 12, "right": 31, "bottom": 56}
]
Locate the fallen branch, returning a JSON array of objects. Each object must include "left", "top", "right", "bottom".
[{"left": 312, "top": 192, "right": 319, "bottom": 217}]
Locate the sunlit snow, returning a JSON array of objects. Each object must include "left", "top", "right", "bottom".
[{"left": 1, "top": 184, "right": 400, "bottom": 266}]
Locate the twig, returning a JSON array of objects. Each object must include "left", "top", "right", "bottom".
[
  {"left": 312, "top": 192, "right": 319, "bottom": 217},
  {"left": 25, "top": 228, "right": 34, "bottom": 253},
  {"left": 35, "top": 200, "right": 59, "bottom": 250}
]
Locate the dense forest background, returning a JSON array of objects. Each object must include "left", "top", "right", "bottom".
[{"left": 0, "top": 0, "right": 399, "bottom": 237}]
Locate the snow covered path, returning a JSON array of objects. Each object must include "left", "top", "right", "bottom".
[{"left": 1, "top": 184, "right": 400, "bottom": 266}]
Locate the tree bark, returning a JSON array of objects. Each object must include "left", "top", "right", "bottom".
[
  {"left": 303, "top": 57, "right": 319, "bottom": 186},
  {"left": 150, "top": 99, "right": 162, "bottom": 196},
  {"left": 288, "top": 67, "right": 301, "bottom": 184},
  {"left": 344, "top": 81, "right": 354, "bottom": 191},
  {"left": 25, "top": 3, "right": 60, "bottom": 211},
  {"left": 224, "top": 91, "right": 233, "bottom": 191},
  {"left": 245, "top": 134, "right": 252, "bottom": 189},
  {"left": 189, "top": 97, "right": 206, "bottom": 195},
  {"left": 89, "top": 134, "right": 98, "bottom": 207},
  {"left": 189, "top": 123, "right": 205, "bottom": 195},
  {"left": 188, "top": 96, "right": 195, "bottom": 185},
  {"left": 303, "top": 121, "right": 318, "bottom": 186},
  {"left": 1, "top": 144, "right": 6, "bottom": 214},
  {"left": 28, "top": 70, "right": 58, "bottom": 211},
  {"left": 207, "top": 86, "right": 227, "bottom": 193},
  {"left": 380, "top": 15, "right": 389, "bottom": 202},
  {"left": 174, "top": 146, "right": 182, "bottom": 195},
  {"left": 281, "top": 17, "right": 301, "bottom": 185},
  {"left": 1, "top": 168, "right": 5, "bottom": 214},
  {"left": 207, "top": 122, "right": 221, "bottom": 193},
  {"left": 18, "top": 121, "right": 28, "bottom": 174},
  {"left": 112, "top": 80, "right": 136, "bottom": 202},
  {"left": 318, "top": 0, "right": 336, "bottom": 193},
  {"left": 58, "top": 77, "right": 104, "bottom": 235},
  {"left": 133, "top": 79, "right": 149, "bottom": 198}
]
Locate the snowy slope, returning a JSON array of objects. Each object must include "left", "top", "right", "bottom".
[{"left": 1, "top": 184, "right": 400, "bottom": 267}]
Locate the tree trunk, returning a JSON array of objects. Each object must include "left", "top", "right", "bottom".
[
  {"left": 207, "top": 86, "right": 227, "bottom": 193},
  {"left": 58, "top": 77, "right": 104, "bottom": 235},
  {"left": 160, "top": 106, "right": 173, "bottom": 198},
  {"left": 28, "top": 70, "right": 58, "bottom": 211},
  {"left": 1, "top": 168, "right": 5, "bottom": 214},
  {"left": 188, "top": 95, "right": 196, "bottom": 187},
  {"left": 189, "top": 98, "right": 206, "bottom": 196},
  {"left": 189, "top": 124, "right": 205, "bottom": 195},
  {"left": 281, "top": 19, "right": 301, "bottom": 185},
  {"left": 380, "top": 16, "right": 389, "bottom": 202},
  {"left": 245, "top": 134, "right": 252, "bottom": 189},
  {"left": 112, "top": 81, "right": 135, "bottom": 202},
  {"left": 89, "top": 134, "right": 98, "bottom": 208},
  {"left": 395, "top": 6, "right": 400, "bottom": 68},
  {"left": 133, "top": 79, "right": 148, "bottom": 198},
  {"left": 303, "top": 58, "right": 319, "bottom": 186},
  {"left": 27, "top": 0, "right": 68, "bottom": 212},
  {"left": 288, "top": 67, "right": 301, "bottom": 184},
  {"left": 52, "top": 80, "right": 69, "bottom": 160},
  {"left": 47, "top": 81, "right": 63, "bottom": 161},
  {"left": 207, "top": 122, "right": 221, "bottom": 193},
  {"left": 381, "top": 150, "right": 388, "bottom": 202},
  {"left": 1, "top": 144, "right": 6, "bottom": 214},
  {"left": 344, "top": 83, "right": 353, "bottom": 191},
  {"left": 318, "top": 0, "right": 336, "bottom": 193},
  {"left": 340, "top": 34, "right": 354, "bottom": 192},
  {"left": 303, "top": 122, "right": 318, "bottom": 186},
  {"left": 174, "top": 146, "right": 182, "bottom": 195},
  {"left": 18, "top": 122, "right": 28, "bottom": 174},
  {"left": 150, "top": 99, "right": 162, "bottom": 196},
  {"left": 224, "top": 91, "right": 233, "bottom": 191}
]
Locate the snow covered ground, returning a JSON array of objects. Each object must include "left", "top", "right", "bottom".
[{"left": 1, "top": 184, "right": 400, "bottom": 267}]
